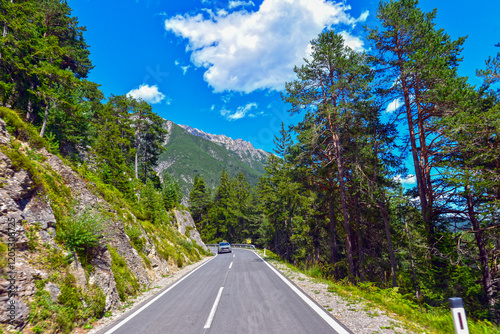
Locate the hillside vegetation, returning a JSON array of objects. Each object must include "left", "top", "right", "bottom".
[
  {"left": 0, "top": 107, "right": 209, "bottom": 333},
  {"left": 157, "top": 121, "right": 267, "bottom": 200}
]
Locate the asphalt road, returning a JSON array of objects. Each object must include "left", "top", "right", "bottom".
[{"left": 97, "top": 249, "right": 352, "bottom": 334}]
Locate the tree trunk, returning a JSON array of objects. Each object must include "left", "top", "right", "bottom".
[
  {"left": 395, "top": 33, "right": 431, "bottom": 240},
  {"left": 134, "top": 110, "right": 143, "bottom": 180},
  {"left": 39, "top": 100, "right": 50, "bottom": 138},
  {"left": 404, "top": 215, "right": 420, "bottom": 298},
  {"left": 333, "top": 131, "right": 355, "bottom": 283},
  {"left": 466, "top": 184, "right": 496, "bottom": 320},
  {"left": 379, "top": 196, "right": 397, "bottom": 287},
  {"left": 0, "top": 0, "right": 11, "bottom": 63},
  {"left": 354, "top": 191, "right": 365, "bottom": 282},
  {"left": 328, "top": 196, "right": 339, "bottom": 278}
]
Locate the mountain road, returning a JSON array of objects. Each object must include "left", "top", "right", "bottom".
[{"left": 97, "top": 248, "right": 352, "bottom": 334}]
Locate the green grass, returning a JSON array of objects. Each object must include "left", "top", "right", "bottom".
[
  {"left": 108, "top": 246, "right": 140, "bottom": 301},
  {"left": 256, "top": 249, "right": 499, "bottom": 334},
  {"left": 28, "top": 274, "right": 105, "bottom": 334}
]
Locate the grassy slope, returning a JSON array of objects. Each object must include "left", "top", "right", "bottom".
[{"left": 159, "top": 122, "right": 266, "bottom": 197}]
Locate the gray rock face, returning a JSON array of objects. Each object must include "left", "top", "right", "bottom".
[
  {"left": 173, "top": 210, "right": 208, "bottom": 252},
  {"left": 178, "top": 124, "right": 270, "bottom": 163},
  {"left": 44, "top": 282, "right": 60, "bottom": 301}
]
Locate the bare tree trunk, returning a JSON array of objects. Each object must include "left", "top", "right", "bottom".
[
  {"left": 39, "top": 100, "right": 50, "bottom": 138},
  {"left": 26, "top": 83, "right": 35, "bottom": 121}
]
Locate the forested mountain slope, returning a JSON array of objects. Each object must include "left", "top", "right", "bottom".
[{"left": 156, "top": 120, "right": 269, "bottom": 200}]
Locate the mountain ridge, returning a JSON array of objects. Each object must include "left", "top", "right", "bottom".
[
  {"left": 156, "top": 120, "right": 270, "bottom": 203},
  {"left": 178, "top": 124, "right": 270, "bottom": 163}
]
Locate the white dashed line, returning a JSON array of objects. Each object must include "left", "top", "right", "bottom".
[{"left": 204, "top": 287, "right": 224, "bottom": 329}]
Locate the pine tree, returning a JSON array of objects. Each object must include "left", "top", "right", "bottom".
[
  {"left": 283, "top": 30, "right": 373, "bottom": 282},
  {"left": 367, "top": 0, "right": 466, "bottom": 246}
]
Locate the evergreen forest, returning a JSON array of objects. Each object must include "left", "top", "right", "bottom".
[{"left": 188, "top": 0, "right": 500, "bottom": 324}]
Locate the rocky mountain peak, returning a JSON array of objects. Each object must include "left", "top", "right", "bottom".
[{"left": 178, "top": 124, "right": 270, "bottom": 162}]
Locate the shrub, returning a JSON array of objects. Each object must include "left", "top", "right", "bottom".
[{"left": 56, "top": 204, "right": 108, "bottom": 264}]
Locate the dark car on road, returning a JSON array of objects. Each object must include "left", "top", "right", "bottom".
[{"left": 217, "top": 242, "right": 232, "bottom": 254}]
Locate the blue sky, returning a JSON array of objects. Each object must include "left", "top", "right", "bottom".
[{"left": 68, "top": 0, "right": 499, "bottom": 184}]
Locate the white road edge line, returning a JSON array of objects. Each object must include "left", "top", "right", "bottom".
[
  {"left": 104, "top": 253, "right": 218, "bottom": 334},
  {"left": 253, "top": 251, "right": 351, "bottom": 334},
  {"left": 204, "top": 287, "right": 224, "bottom": 329},
  {"left": 229, "top": 262, "right": 233, "bottom": 269}
]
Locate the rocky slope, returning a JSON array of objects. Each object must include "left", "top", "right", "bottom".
[
  {"left": 0, "top": 116, "right": 208, "bottom": 332},
  {"left": 178, "top": 124, "right": 270, "bottom": 165}
]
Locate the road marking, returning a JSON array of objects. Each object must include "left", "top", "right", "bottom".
[
  {"left": 229, "top": 262, "right": 233, "bottom": 269},
  {"left": 103, "top": 254, "right": 217, "bottom": 334},
  {"left": 233, "top": 254, "right": 235, "bottom": 258},
  {"left": 204, "top": 287, "right": 224, "bottom": 329},
  {"left": 253, "top": 251, "right": 352, "bottom": 334}
]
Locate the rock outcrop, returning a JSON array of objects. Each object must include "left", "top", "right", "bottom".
[{"left": 173, "top": 210, "right": 208, "bottom": 252}]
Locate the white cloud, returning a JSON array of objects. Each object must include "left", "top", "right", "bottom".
[
  {"left": 181, "top": 65, "right": 191, "bottom": 75},
  {"left": 221, "top": 102, "right": 258, "bottom": 120},
  {"left": 229, "top": 0, "right": 255, "bottom": 9},
  {"left": 339, "top": 30, "right": 365, "bottom": 52},
  {"left": 386, "top": 98, "right": 403, "bottom": 113},
  {"left": 127, "top": 84, "right": 166, "bottom": 104},
  {"left": 165, "top": 0, "right": 368, "bottom": 93},
  {"left": 394, "top": 174, "right": 416, "bottom": 185},
  {"left": 175, "top": 60, "right": 191, "bottom": 75}
]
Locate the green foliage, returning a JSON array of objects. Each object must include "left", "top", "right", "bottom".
[
  {"left": 133, "top": 101, "right": 168, "bottom": 183},
  {"left": 24, "top": 223, "right": 39, "bottom": 251},
  {"left": 108, "top": 246, "right": 140, "bottom": 301},
  {"left": 0, "top": 107, "right": 46, "bottom": 148},
  {"left": 56, "top": 204, "right": 107, "bottom": 265},
  {"left": 162, "top": 172, "right": 182, "bottom": 210},
  {"left": 0, "top": 240, "right": 7, "bottom": 269},
  {"left": 29, "top": 274, "right": 106, "bottom": 334},
  {"left": 124, "top": 224, "right": 146, "bottom": 252}
]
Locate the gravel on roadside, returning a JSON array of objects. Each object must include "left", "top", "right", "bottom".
[{"left": 266, "top": 258, "right": 418, "bottom": 334}]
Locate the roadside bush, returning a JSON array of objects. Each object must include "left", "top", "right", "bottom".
[{"left": 56, "top": 204, "right": 108, "bottom": 266}]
